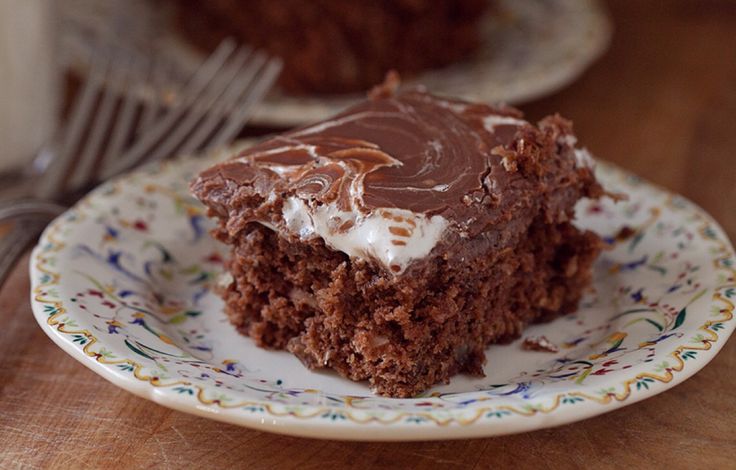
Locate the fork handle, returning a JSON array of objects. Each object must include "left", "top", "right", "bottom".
[
  {"left": 0, "top": 215, "right": 56, "bottom": 288},
  {"left": 0, "top": 199, "right": 65, "bottom": 220}
]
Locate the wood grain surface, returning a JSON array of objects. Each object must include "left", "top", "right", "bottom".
[{"left": 2, "top": 1, "right": 735, "bottom": 468}]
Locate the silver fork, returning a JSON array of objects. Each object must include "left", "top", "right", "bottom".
[{"left": 0, "top": 39, "right": 281, "bottom": 286}]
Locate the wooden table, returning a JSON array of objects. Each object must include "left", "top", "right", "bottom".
[{"left": 2, "top": 1, "right": 735, "bottom": 468}]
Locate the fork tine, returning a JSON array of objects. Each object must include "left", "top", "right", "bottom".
[
  {"left": 179, "top": 39, "right": 237, "bottom": 103},
  {"left": 99, "top": 52, "right": 144, "bottom": 172},
  {"left": 99, "top": 39, "right": 237, "bottom": 179},
  {"left": 216, "top": 52, "right": 271, "bottom": 116},
  {"left": 175, "top": 50, "right": 266, "bottom": 157},
  {"left": 208, "top": 57, "right": 282, "bottom": 148},
  {"left": 141, "top": 46, "right": 253, "bottom": 164},
  {"left": 65, "top": 49, "right": 131, "bottom": 192},
  {"left": 137, "top": 55, "right": 172, "bottom": 137},
  {"left": 36, "top": 47, "right": 106, "bottom": 199},
  {"left": 158, "top": 48, "right": 263, "bottom": 159}
]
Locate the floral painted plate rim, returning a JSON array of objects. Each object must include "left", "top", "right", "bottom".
[{"left": 30, "top": 149, "right": 735, "bottom": 441}]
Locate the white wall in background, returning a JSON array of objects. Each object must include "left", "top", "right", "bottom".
[{"left": 0, "top": 0, "right": 58, "bottom": 173}]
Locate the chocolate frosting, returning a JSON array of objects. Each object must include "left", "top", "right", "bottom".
[
  {"left": 192, "top": 81, "right": 600, "bottom": 274},
  {"left": 229, "top": 90, "right": 538, "bottom": 226}
]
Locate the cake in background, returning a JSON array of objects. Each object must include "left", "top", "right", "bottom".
[{"left": 171, "top": 0, "right": 489, "bottom": 94}]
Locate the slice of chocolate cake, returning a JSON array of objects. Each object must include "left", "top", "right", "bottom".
[{"left": 191, "top": 76, "right": 604, "bottom": 398}]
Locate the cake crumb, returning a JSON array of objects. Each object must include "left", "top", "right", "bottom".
[
  {"left": 614, "top": 225, "right": 636, "bottom": 241},
  {"left": 369, "top": 70, "right": 401, "bottom": 99},
  {"left": 522, "top": 336, "right": 559, "bottom": 353},
  {"left": 491, "top": 145, "right": 519, "bottom": 172}
]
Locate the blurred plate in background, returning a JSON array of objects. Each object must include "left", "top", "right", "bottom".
[{"left": 59, "top": 0, "right": 611, "bottom": 126}]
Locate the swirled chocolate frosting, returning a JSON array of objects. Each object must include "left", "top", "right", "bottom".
[{"left": 191, "top": 78, "right": 599, "bottom": 274}]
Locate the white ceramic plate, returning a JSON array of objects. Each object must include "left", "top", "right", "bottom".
[
  {"left": 59, "top": 0, "right": 612, "bottom": 126},
  {"left": 30, "top": 146, "right": 735, "bottom": 441}
]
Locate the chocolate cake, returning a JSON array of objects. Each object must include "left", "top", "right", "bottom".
[
  {"left": 171, "top": 0, "right": 488, "bottom": 94},
  {"left": 191, "top": 75, "right": 604, "bottom": 397}
]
